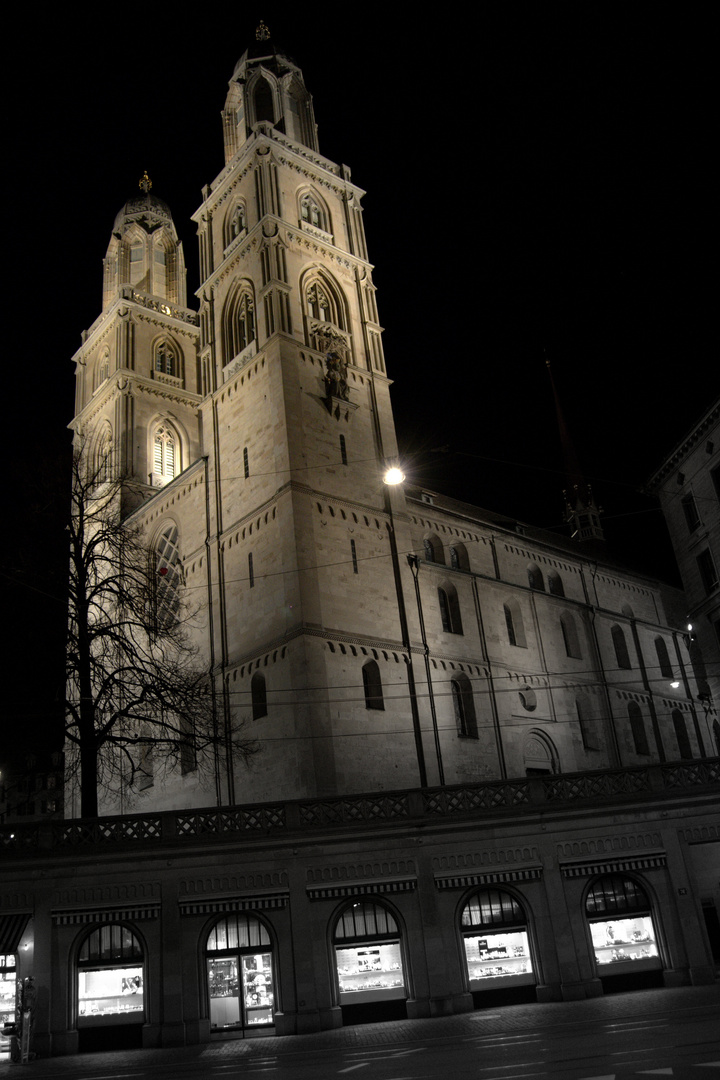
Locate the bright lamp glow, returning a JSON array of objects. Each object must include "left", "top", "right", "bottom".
[
  {"left": 383, "top": 467, "right": 405, "bottom": 485},
  {"left": 670, "top": 681, "right": 680, "bottom": 689}
]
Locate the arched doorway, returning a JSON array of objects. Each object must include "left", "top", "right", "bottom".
[
  {"left": 460, "top": 889, "right": 537, "bottom": 1005},
  {"left": 76, "top": 924, "right": 144, "bottom": 1051},
  {"left": 205, "top": 913, "right": 276, "bottom": 1035},
  {"left": 585, "top": 875, "right": 662, "bottom": 991},
  {"left": 333, "top": 900, "right": 407, "bottom": 1023}
]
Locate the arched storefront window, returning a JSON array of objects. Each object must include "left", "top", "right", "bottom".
[
  {"left": 206, "top": 913, "right": 275, "bottom": 1033},
  {"left": 460, "top": 889, "right": 535, "bottom": 995},
  {"left": 333, "top": 900, "right": 406, "bottom": 1012},
  {"left": 0, "top": 953, "right": 16, "bottom": 1027},
  {"left": 586, "top": 875, "right": 661, "bottom": 978},
  {"left": 77, "top": 924, "right": 144, "bottom": 1030}
]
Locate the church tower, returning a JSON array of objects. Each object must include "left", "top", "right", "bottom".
[
  {"left": 189, "top": 22, "right": 418, "bottom": 804},
  {"left": 71, "top": 173, "right": 201, "bottom": 507}
]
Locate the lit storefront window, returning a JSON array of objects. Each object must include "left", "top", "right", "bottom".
[
  {"left": 77, "top": 925, "right": 144, "bottom": 1027},
  {"left": 206, "top": 914, "right": 275, "bottom": 1031},
  {"left": 334, "top": 902, "right": 406, "bottom": 1003},
  {"left": 461, "top": 890, "right": 535, "bottom": 990},
  {"left": 586, "top": 876, "right": 661, "bottom": 972},
  {"left": 0, "top": 955, "right": 16, "bottom": 1026}
]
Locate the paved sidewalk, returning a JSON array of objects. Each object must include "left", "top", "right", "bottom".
[{"left": 2, "top": 983, "right": 718, "bottom": 1075}]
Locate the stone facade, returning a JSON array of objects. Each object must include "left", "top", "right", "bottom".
[
  {"left": 1, "top": 762, "right": 718, "bottom": 1054},
  {"left": 64, "top": 34, "right": 716, "bottom": 818},
  {"left": 647, "top": 398, "right": 720, "bottom": 721},
  {"left": 2, "top": 28, "right": 716, "bottom": 1059}
]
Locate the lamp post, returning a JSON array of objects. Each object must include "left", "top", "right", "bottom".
[
  {"left": 406, "top": 554, "right": 445, "bottom": 786},
  {"left": 383, "top": 465, "right": 428, "bottom": 788}
]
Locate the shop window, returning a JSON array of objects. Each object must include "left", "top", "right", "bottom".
[
  {"left": 611, "top": 624, "right": 632, "bottom": 670},
  {"left": 206, "top": 913, "right": 275, "bottom": 1032},
  {"left": 77, "top": 925, "right": 144, "bottom": 1029},
  {"left": 0, "top": 953, "right": 16, "bottom": 1028},
  {"left": 586, "top": 875, "right": 661, "bottom": 975},
  {"left": 654, "top": 637, "right": 673, "bottom": 679},
  {"left": 334, "top": 901, "right": 406, "bottom": 1006},
  {"left": 362, "top": 660, "right": 384, "bottom": 711},
  {"left": 460, "top": 889, "right": 535, "bottom": 991},
  {"left": 672, "top": 710, "right": 692, "bottom": 759}
]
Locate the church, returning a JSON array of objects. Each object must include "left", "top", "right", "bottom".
[{"left": 1, "top": 25, "right": 718, "bottom": 1057}]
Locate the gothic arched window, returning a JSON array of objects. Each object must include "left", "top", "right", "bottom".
[
  {"left": 303, "top": 271, "right": 348, "bottom": 354},
  {"left": 251, "top": 672, "right": 267, "bottom": 720},
  {"left": 452, "top": 675, "right": 477, "bottom": 738},
  {"left": 224, "top": 284, "right": 257, "bottom": 362},
  {"left": 362, "top": 660, "right": 384, "bottom": 710},
  {"left": 438, "top": 584, "right": 463, "bottom": 634},
  {"left": 628, "top": 701, "right": 649, "bottom": 755},
  {"left": 153, "top": 338, "right": 180, "bottom": 379},
  {"left": 504, "top": 600, "right": 527, "bottom": 648},
  {"left": 560, "top": 612, "right": 582, "bottom": 659},
  {"left": 672, "top": 710, "right": 692, "bottom": 759},
  {"left": 154, "top": 524, "right": 181, "bottom": 631},
  {"left": 654, "top": 637, "right": 673, "bottom": 679},
  {"left": 253, "top": 75, "right": 275, "bottom": 124},
  {"left": 153, "top": 422, "right": 179, "bottom": 483},
  {"left": 449, "top": 543, "right": 469, "bottom": 571},
  {"left": 548, "top": 571, "right": 565, "bottom": 597},
  {"left": 528, "top": 564, "right": 545, "bottom": 591},
  {"left": 612, "top": 624, "right": 632, "bottom": 670}
]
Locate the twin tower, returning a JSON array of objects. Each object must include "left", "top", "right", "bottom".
[{"left": 69, "top": 27, "right": 414, "bottom": 814}]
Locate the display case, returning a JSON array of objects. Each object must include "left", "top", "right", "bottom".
[
  {"left": 336, "top": 942, "right": 405, "bottom": 1003},
  {"left": 78, "top": 966, "right": 144, "bottom": 1026},
  {"left": 590, "top": 915, "right": 661, "bottom": 971},
  {"left": 464, "top": 930, "right": 535, "bottom": 989}
]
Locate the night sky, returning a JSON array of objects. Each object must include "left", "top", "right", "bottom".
[{"left": 2, "top": 7, "right": 713, "bottom": 758}]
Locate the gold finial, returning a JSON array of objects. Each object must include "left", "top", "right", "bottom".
[
  {"left": 139, "top": 170, "right": 152, "bottom": 194},
  {"left": 256, "top": 20, "right": 270, "bottom": 41}
]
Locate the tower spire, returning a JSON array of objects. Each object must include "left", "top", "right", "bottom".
[{"left": 546, "top": 358, "right": 605, "bottom": 549}]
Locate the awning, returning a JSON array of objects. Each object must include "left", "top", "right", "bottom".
[{"left": 0, "top": 913, "right": 31, "bottom": 953}]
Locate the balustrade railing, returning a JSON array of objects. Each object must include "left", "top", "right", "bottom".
[{"left": 1, "top": 759, "right": 717, "bottom": 855}]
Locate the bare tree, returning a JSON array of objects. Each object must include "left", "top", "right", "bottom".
[{"left": 65, "top": 451, "right": 256, "bottom": 818}]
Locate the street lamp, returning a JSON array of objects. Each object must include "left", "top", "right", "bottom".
[{"left": 383, "top": 464, "right": 428, "bottom": 788}]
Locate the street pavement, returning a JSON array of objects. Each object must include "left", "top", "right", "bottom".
[{"left": 1, "top": 983, "right": 718, "bottom": 1079}]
